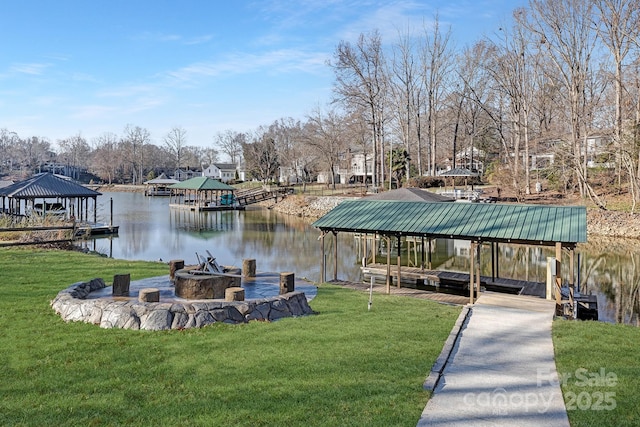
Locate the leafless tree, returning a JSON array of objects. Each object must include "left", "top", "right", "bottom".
[
  {"left": 523, "top": 0, "right": 606, "bottom": 207},
  {"left": 594, "top": 0, "right": 640, "bottom": 208},
  {"left": 331, "top": 29, "right": 387, "bottom": 188},
  {"left": 242, "top": 127, "right": 279, "bottom": 182},
  {"left": 57, "top": 134, "right": 91, "bottom": 180},
  {"left": 420, "top": 15, "right": 455, "bottom": 176},
  {"left": 389, "top": 25, "right": 419, "bottom": 181},
  {"left": 91, "top": 132, "right": 120, "bottom": 184},
  {"left": 214, "top": 130, "right": 244, "bottom": 165},
  {"left": 305, "top": 106, "right": 346, "bottom": 190},
  {"left": 122, "top": 124, "right": 151, "bottom": 185},
  {"left": 163, "top": 126, "right": 187, "bottom": 170}
]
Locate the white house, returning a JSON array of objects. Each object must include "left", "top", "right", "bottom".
[
  {"left": 202, "top": 163, "right": 238, "bottom": 183},
  {"left": 337, "top": 151, "right": 373, "bottom": 184}
]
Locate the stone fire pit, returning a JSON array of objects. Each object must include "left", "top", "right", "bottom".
[
  {"left": 174, "top": 269, "right": 240, "bottom": 299},
  {"left": 50, "top": 274, "right": 316, "bottom": 331}
]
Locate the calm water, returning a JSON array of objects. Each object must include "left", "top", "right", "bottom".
[{"left": 89, "top": 192, "right": 640, "bottom": 325}]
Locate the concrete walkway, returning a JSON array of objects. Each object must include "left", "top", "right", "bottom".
[{"left": 417, "top": 292, "right": 570, "bottom": 427}]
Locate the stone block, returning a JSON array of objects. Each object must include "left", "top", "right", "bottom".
[
  {"left": 279, "top": 272, "right": 295, "bottom": 294},
  {"left": 169, "top": 259, "right": 184, "bottom": 281},
  {"left": 174, "top": 270, "right": 236, "bottom": 299},
  {"left": 139, "top": 288, "right": 160, "bottom": 303},
  {"left": 112, "top": 273, "right": 130, "bottom": 297},
  {"left": 225, "top": 287, "right": 245, "bottom": 301},
  {"left": 242, "top": 259, "right": 256, "bottom": 277}
]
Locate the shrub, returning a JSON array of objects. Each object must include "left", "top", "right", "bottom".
[{"left": 406, "top": 176, "right": 445, "bottom": 188}]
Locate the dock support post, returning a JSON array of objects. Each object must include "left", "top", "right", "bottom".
[
  {"left": 363, "top": 233, "right": 368, "bottom": 267},
  {"left": 333, "top": 231, "right": 338, "bottom": 281},
  {"left": 320, "top": 232, "right": 326, "bottom": 283},
  {"left": 469, "top": 242, "right": 476, "bottom": 304},
  {"left": 555, "top": 242, "right": 563, "bottom": 306},
  {"left": 396, "top": 235, "right": 401, "bottom": 288},
  {"left": 385, "top": 236, "right": 391, "bottom": 294},
  {"left": 476, "top": 242, "right": 482, "bottom": 300}
]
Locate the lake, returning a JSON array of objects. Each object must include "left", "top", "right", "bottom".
[{"left": 88, "top": 192, "right": 640, "bottom": 325}]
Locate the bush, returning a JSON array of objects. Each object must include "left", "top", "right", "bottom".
[{"left": 407, "top": 176, "right": 445, "bottom": 188}]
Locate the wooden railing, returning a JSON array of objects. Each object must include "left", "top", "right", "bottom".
[{"left": 0, "top": 223, "right": 77, "bottom": 247}]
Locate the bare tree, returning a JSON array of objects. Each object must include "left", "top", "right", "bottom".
[
  {"left": 305, "top": 106, "right": 346, "bottom": 190},
  {"left": 389, "top": 25, "right": 419, "bottom": 182},
  {"left": 122, "top": 124, "right": 151, "bottom": 185},
  {"left": 331, "top": 30, "right": 387, "bottom": 188},
  {"left": 420, "top": 15, "right": 455, "bottom": 176},
  {"left": 163, "top": 126, "right": 187, "bottom": 170},
  {"left": 242, "top": 127, "right": 279, "bottom": 182},
  {"left": 57, "top": 134, "right": 91, "bottom": 180},
  {"left": 214, "top": 130, "right": 244, "bottom": 165},
  {"left": 524, "top": 0, "right": 606, "bottom": 207},
  {"left": 91, "top": 132, "right": 119, "bottom": 184},
  {"left": 594, "top": 0, "right": 640, "bottom": 207}
]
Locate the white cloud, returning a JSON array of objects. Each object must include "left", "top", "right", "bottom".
[
  {"left": 10, "top": 62, "right": 51, "bottom": 75},
  {"left": 134, "top": 31, "right": 214, "bottom": 45},
  {"left": 164, "top": 49, "right": 328, "bottom": 85}
]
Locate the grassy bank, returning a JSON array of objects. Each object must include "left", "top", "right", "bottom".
[
  {"left": 553, "top": 319, "right": 640, "bottom": 427},
  {"left": 0, "top": 248, "right": 459, "bottom": 426}
]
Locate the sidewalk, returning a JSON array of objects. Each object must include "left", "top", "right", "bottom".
[{"left": 417, "top": 292, "right": 570, "bottom": 427}]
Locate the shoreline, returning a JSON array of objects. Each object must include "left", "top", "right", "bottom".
[
  {"left": 263, "top": 194, "right": 640, "bottom": 240},
  {"left": 96, "top": 185, "right": 640, "bottom": 239}
]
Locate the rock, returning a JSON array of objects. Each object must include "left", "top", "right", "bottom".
[
  {"left": 52, "top": 279, "right": 315, "bottom": 330},
  {"left": 140, "top": 309, "right": 172, "bottom": 331}
]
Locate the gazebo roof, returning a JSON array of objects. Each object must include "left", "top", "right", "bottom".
[
  {"left": 169, "top": 176, "right": 235, "bottom": 191},
  {"left": 0, "top": 173, "right": 101, "bottom": 198},
  {"left": 438, "top": 168, "right": 479, "bottom": 177},
  {"left": 144, "top": 173, "right": 179, "bottom": 185},
  {"left": 313, "top": 200, "right": 587, "bottom": 246},
  {"left": 363, "top": 187, "right": 454, "bottom": 202}
]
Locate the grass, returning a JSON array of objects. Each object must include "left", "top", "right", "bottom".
[
  {"left": 0, "top": 247, "right": 460, "bottom": 426},
  {"left": 553, "top": 319, "right": 640, "bottom": 427}
]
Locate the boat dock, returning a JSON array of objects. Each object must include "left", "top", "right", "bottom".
[
  {"left": 76, "top": 222, "right": 119, "bottom": 236},
  {"left": 361, "top": 263, "right": 546, "bottom": 298}
]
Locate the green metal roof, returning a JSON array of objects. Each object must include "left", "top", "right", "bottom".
[
  {"left": 312, "top": 200, "right": 587, "bottom": 245},
  {"left": 169, "top": 177, "right": 235, "bottom": 191}
]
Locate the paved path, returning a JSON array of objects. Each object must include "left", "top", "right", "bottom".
[{"left": 417, "top": 292, "right": 570, "bottom": 427}]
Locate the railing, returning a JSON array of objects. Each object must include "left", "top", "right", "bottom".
[{"left": 0, "top": 223, "right": 77, "bottom": 247}]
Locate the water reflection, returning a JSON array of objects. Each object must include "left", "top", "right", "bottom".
[{"left": 88, "top": 192, "right": 640, "bottom": 325}]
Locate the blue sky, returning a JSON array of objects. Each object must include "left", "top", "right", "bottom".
[{"left": 1, "top": 0, "right": 526, "bottom": 148}]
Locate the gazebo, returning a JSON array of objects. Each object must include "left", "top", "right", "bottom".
[
  {"left": 313, "top": 199, "right": 587, "bottom": 312},
  {"left": 144, "top": 173, "right": 179, "bottom": 196},
  {"left": 169, "top": 177, "right": 237, "bottom": 211},
  {"left": 438, "top": 167, "right": 479, "bottom": 199},
  {"left": 0, "top": 173, "right": 101, "bottom": 222}
]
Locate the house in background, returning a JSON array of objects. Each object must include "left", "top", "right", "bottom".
[
  {"left": 172, "top": 168, "right": 201, "bottom": 182},
  {"left": 202, "top": 163, "right": 238, "bottom": 183},
  {"left": 337, "top": 150, "right": 373, "bottom": 184}
]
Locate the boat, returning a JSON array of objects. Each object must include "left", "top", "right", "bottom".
[{"left": 27, "top": 202, "right": 67, "bottom": 218}]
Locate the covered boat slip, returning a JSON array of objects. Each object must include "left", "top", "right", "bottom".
[
  {"left": 312, "top": 200, "right": 587, "bottom": 311},
  {"left": 0, "top": 172, "right": 101, "bottom": 223},
  {"left": 168, "top": 177, "right": 239, "bottom": 211}
]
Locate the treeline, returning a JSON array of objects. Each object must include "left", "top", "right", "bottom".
[{"left": 1, "top": 0, "right": 640, "bottom": 210}]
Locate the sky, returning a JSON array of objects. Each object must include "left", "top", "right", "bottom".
[{"left": 1, "top": 0, "right": 527, "bottom": 149}]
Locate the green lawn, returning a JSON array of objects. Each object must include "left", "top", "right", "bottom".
[
  {"left": 0, "top": 248, "right": 460, "bottom": 426},
  {"left": 553, "top": 319, "right": 640, "bottom": 427}
]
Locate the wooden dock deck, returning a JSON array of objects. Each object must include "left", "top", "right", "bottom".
[
  {"left": 361, "top": 263, "right": 546, "bottom": 298},
  {"left": 327, "top": 280, "right": 470, "bottom": 306}
]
